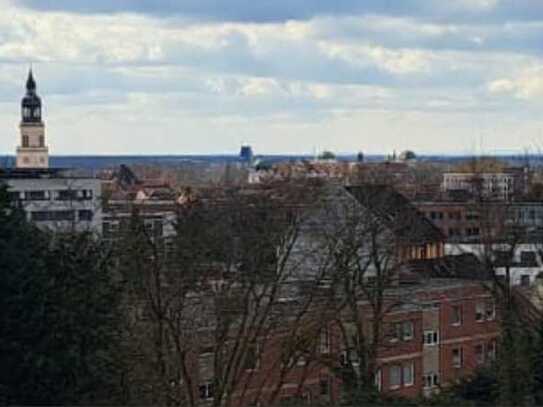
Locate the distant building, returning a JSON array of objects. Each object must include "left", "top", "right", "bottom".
[
  {"left": 1, "top": 70, "right": 102, "bottom": 232},
  {"left": 1, "top": 168, "right": 102, "bottom": 232},
  {"left": 442, "top": 167, "right": 529, "bottom": 201},
  {"left": 16, "top": 69, "right": 49, "bottom": 169},
  {"left": 239, "top": 145, "right": 254, "bottom": 163}
]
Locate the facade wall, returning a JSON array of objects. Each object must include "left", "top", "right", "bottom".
[
  {"left": 4, "top": 176, "right": 102, "bottom": 232},
  {"left": 188, "top": 282, "right": 499, "bottom": 406}
]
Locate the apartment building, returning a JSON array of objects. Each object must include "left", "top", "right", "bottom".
[
  {"left": 187, "top": 278, "right": 498, "bottom": 406},
  {"left": 1, "top": 168, "right": 102, "bottom": 233},
  {"left": 442, "top": 167, "right": 529, "bottom": 201}
]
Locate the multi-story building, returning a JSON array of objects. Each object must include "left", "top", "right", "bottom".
[
  {"left": 1, "top": 168, "right": 102, "bottom": 232},
  {"left": 186, "top": 277, "right": 498, "bottom": 406},
  {"left": 442, "top": 167, "right": 529, "bottom": 201}
]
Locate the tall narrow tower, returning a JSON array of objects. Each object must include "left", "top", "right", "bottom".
[{"left": 16, "top": 69, "right": 49, "bottom": 168}]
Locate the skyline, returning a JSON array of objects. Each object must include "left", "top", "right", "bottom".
[{"left": 1, "top": 1, "right": 543, "bottom": 155}]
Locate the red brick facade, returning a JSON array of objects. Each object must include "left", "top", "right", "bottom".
[{"left": 191, "top": 281, "right": 500, "bottom": 405}]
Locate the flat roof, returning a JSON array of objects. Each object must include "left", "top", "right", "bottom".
[{"left": 0, "top": 167, "right": 96, "bottom": 180}]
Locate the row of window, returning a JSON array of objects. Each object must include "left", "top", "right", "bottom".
[
  {"left": 21, "top": 134, "right": 44, "bottom": 148},
  {"left": 425, "top": 211, "right": 479, "bottom": 222},
  {"left": 452, "top": 341, "right": 496, "bottom": 368},
  {"left": 9, "top": 189, "right": 94, "bottom": 201},
  {"left": 451, "top": 301, "right": 495, "bottom": 326},
  {"left": 448, "top": 227, "right": 480, "bottom": 237},
  {"left": 388, "top": 362, "right": 415, "bottom": 390},
  {"left": 31, "top": 209, "right": 93, "bottom": 222},
  {"left": 102, "top": 219, "right": 164, "bottom": 239}
]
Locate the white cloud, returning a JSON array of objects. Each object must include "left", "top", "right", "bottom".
[
  {"left": 0, "top": 0, "right": 542, "bottom": 155},
  {"left": 488, "top": 67, "right": 543, "bottom": 99}
]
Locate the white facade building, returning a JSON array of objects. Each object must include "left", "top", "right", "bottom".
[
  {"left": 445, "top": 242, "right": 542, "bottom": 286},
  {"left": 2, "top": 169, "right": 102, "bottom": 233}
]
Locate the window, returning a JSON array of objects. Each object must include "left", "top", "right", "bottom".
[
  {"left": 24, "top": 190, "right": 49, "bottom": 201},
  {"left": 319, "top": 327, "right": 330, "bottom": 354},
  {"left": 476, "top": 303, "right": 485, "bottom": 322},
  {"left": 487, "top": 341, "right": 496, "bottom": 360},
  {"left": 340, "top": 349, "right": 359, "bottom": 367},
  {"left": 402, "top": 321, "right": 414, "bottom": 341},
  {"left": 22, "top": 134, "right": 29, "bottom": 147},
  {"left": 31, "top": 210, "right": 75, "bottom": 222},
  {"left": 485, "top": 301, "right": 495, "bottom": 320},
  {"left": 39, "top": 135, "right": 44, "bottom": 147},
  {"left": 451, "top": 305, "right": 462, "bottom": 326},
  {"left": 448, "top": 228, "right": 461, "bottom": 237},
  {"left": 466, "top": 212, "right": 479, "bottom": 221},
  {"left": 390, "top": 321, "right": 414, "bottom": 342},
  {"left": 521, "top": 275, "right": 531, "bottom": 287},
  {"left": 23, "top": 107, "right": 30, "bottom": 118},
  {"left": 423, "top": 330, "right": 439, "bottom": 346},
  {"left": 8, "top": 191, "right": 21, "bottom": 201},
  {"left": 423, "top": 373, "right": 439, "bottom": 389},
  {"left": 389, "top": 323, "right": 401, "bottom": 342},
  {"left": 452, "top": 348, "right": 463, "bottom": 368},
  {"left": 56, "top": 190, "right": 78, "bottom": 201},
  {"left": 475, "top": 344, "right": 485, "bottom": 365},
  {"left": 521, "top": 251, "right": 537, "bottom": 266},
  {"left": 79, "top": 189, "right": 93, "bottom": 200},
  {"left": 374, "top": 369, "right": 382, "bottom": 392},
  {"left": 403, "top": 363, "right": 414, "bottom": 387},
  {"left": 466, "top": 227, "right": 480, "bottom": 237},
  {"left": 78, "top": 210, "right": 94, "bottom": 221},
  {"left": 199, "top": 382, "right": 214, "bottom": 400},
  {"left": 389, "top": 365, "right": 401, "bottom": 389}
]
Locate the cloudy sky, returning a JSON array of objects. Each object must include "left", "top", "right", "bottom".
[{"left": 1, "top": 0, "right": 543, "bottom": 155}]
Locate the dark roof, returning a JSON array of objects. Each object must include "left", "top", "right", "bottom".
[
  {"left": 26, "top": 69, "right": 36, "bottom": 92},
  {"left": 402, "top": 254, "right": 488, "bottom": 280},
  {"left": 346, "top": 184, "right": 445, "bottom": 244},
  {"left": 115, "top": 164, "right": 140, "bottom": 189}
]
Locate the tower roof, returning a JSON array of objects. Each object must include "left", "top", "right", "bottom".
[{"left": 26, "top": 69, "right": 36, "bottom": 93}]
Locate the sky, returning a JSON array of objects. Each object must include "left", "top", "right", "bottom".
[{"left": 1, "top": 0, "right": 543, "bottom": 155}]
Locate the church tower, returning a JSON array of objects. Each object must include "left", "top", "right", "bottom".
[{"left": 16, "top": 69, "right": 49, "bottom": 168}]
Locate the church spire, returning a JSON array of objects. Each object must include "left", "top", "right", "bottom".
[
  {"left": 26, "top": 68, "right": 36, "bottom": 93},
  {"left": 17, "top": 68, "right": 48, "bottom": 168}
]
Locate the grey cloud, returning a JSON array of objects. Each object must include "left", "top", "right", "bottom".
[{"left": 14, "top": 0, "right": 543, "bottom": 23}]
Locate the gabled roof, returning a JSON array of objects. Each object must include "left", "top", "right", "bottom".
[{"left": 345, "top": 184, "right": 445, "bottom": 244}]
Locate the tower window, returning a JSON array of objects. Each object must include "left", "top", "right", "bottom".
[
  {"left": 39, "top": 135, "right": 44, "bottom": 147},
  {"left": 23, "top": 107, "right": 30, "bottom": 118},
  {"left": 22, "top": 135, "right": 29, "bottom": 147},
  {"left": 33, "top": 107, "right": 40, "bottom": 118}
]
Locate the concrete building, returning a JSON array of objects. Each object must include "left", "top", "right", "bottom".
[{"left": 1, "top": 168, "right": 102, "bottom": 232}]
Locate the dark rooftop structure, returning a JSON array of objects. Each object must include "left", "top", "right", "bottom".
[
  {"left": 346, "top": 184, "right": 445, "bottom": 244},
  {"left": 402, "top": 253, "right": 488, "bottom": 281}
]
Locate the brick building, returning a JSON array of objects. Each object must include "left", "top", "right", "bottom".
[{"left": 188, "top": 278, "right": 499, "bottom": 406}]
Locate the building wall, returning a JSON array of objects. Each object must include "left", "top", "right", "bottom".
[{"left": 4, "top": 176, "right": 102, "bottom": 233}]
